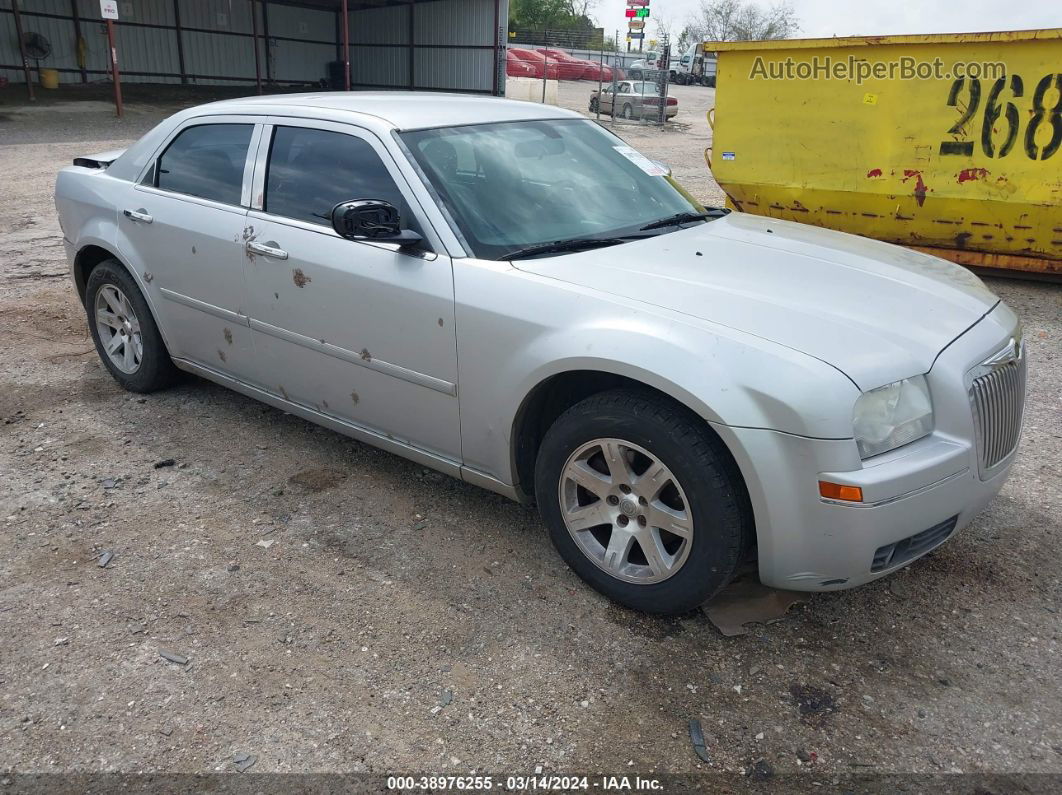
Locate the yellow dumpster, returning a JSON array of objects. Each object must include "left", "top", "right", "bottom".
[{"left": 704, "top": 29, "right": 1062, "bottom": 278}]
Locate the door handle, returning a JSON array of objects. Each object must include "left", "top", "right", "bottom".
[
  {"left": 123, "top": 209, "right": 153, "bottom": 224},
  {"left": 246, "top": 240, "right": 288, "bottom": 260}
]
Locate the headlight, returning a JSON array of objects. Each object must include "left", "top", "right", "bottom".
[{"left": 852, "top": 376, "right": 933, "bottom": 459}]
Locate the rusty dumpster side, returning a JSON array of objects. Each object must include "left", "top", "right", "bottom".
[{"left": 705, "top": 29, "right": 1062, "bottom": 278}]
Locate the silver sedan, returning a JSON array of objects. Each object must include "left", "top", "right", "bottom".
[
  {"left": 55, "top": 93, "right": 1024, "bottom": 614},
  {"left": 590, "top": 81, "right": 679, "bottom": 120}
]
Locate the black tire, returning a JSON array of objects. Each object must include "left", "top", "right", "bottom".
[
  {"left": 535, "top": 389, "right": 752, "bottom": 615},
  {"left": 621, "top": 103, "right": 634, "bottom": 120},
  {"left": 589, "top": 98, "right": 598, "bottom": 112},
  {"left": 85, "top": 258, "right": 180, "bottom": 393}
]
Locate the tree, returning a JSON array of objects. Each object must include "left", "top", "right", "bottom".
[
  {"left": 564, "top": 0, "right": 597, "bottom": 19},
  {"left": 510, "top": 0, "right": 570, "bottom": 30},
  {"left": 685, "top": 0, "right": 798, "bottom": 44},
  {"left": 651, "top": 11, "right": 676, "bottom": 47},
  {"left": 676, "top": 26, "right": 697, "bottom": 53},
  {"left": 509, "top": 0, "right": 599, "bottom": 31}
]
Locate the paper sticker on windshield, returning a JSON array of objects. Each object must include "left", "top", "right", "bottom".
[{"left": 613, "top": 145, "right": 668, "bottom": 176}]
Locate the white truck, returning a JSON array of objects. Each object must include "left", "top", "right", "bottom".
[
  {"left": 626, "top": 49, "right": 666, "bottom": 80},
  {"left": 674, "top": 43, "right": 716, "bottom": 86}
]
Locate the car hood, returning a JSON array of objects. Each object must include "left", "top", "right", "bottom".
[{"left": 513, "top": 213, "right": 999, "bottom": 390}]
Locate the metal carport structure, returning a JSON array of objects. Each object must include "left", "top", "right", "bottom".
[{"left": 1, "top": 0, "right": 507, "bottom": 103}]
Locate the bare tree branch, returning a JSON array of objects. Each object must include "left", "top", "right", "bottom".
[{"left": 684, "top": 0, "right": 799, "bottom": 45}]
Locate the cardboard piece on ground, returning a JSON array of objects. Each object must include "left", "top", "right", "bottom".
[{"left": 704, "top": 578, "right": 807, "bottom": 637}]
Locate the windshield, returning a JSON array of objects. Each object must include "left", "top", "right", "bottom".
[{"left": 400, "top": 119, "right": 704, "bottom": 260}]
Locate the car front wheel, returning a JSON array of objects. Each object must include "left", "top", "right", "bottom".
[
  {"left": 535, "top": 389, "right": 751, "bottom": 614},
  {"left": 85, "top": 258, "right": 179, "bottom": 392}
]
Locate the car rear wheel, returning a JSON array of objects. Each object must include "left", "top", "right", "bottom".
[
  {"left": 86, "top": 259, "right": 179, "bottom": 393},
  {"left": 621, "top": 103, "right": 634, "bottom": 120},
  {"left": 535, "top": 389, "right": 751, "bottom": 615}
]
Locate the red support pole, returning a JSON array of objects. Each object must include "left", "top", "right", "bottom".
[
  {"left": 342, "top": 0, "right": 350, "bottom": 91},
  {"left": 10, "top": 0, "right": 35, "bottom": 102},
  {"left": 106, "top": 19, "right": 123, "bottom": 117},
  {"left": 251, "top": 0, "right": 263, "bottom": 94}
]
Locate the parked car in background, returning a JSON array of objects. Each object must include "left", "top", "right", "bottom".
[
  {"left": 56, "top": 93, "right": 1025, "bottom": 615},
  {"left": 506, "top": 51, "right": 537, "bottom": 78},
  {"left": 590, "top": 81, "right": 678, "bottom": 120},
  {"left": 508, "top": 48, "right": 560, "bottom": 80},
  {"left": 581, "top": 62, "right": 625, "bottom": 82},
  {"left": 536, "top": 48, "right": 597, "bottom": 80}
]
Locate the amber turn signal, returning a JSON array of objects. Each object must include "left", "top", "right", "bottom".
[{"left": 818, "top": 481, "right": 863, "bottom": 502}]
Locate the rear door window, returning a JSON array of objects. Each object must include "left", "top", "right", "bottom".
[
  {"left": 156, "top": 123, "right": 253, "bottom": 206},
  {"left": 264, "top": 126, "right": 408, "bottom": 228}
]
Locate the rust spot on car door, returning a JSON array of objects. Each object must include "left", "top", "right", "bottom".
[
  {"left": 223, "top": 328, "right": 233, "bottom": 345},
  {"left": 292, "top": 268, "right": 311, "bottom": 288}
]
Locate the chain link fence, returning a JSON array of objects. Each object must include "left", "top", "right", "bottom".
[{"left": 505, "top": 31, "right": 676, "bottom": 129}]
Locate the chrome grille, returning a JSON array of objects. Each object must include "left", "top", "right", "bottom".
[{"left": 969, "top": 343, "right": 1026, "bottom": 476}]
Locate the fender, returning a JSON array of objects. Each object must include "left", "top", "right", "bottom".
[
  {"left": 453, "top": 259, "right": 861, "bottom": 488},
  {"left": 74, "top": 231, "right": 176, "bottom": 357},
  {"left": 58, "top": 165, "right": 175, "bottom": 356}
]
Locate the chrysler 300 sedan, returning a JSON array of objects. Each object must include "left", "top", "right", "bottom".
[{"left": 55, "top": 93, "right": 1026, "bottom": 614}]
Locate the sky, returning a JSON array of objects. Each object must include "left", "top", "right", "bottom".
[{"left": 596, "top": 0, "right": 1061, "bottom": 45}]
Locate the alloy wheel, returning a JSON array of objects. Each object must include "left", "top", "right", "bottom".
[
  {"left": 94, "top": 284, "right": 143, "bottom": 374},
  {"left": 558, "top": 438, "right": 694, "bottom": 584}
]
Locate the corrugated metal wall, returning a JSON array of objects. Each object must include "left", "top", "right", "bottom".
[
  {"left": 0, "top": 0, "right": 503, "bottom": 93},
  {"left": 349, "top": 4, "right": 410, "bottom": 87},
  {"left": 0, "top": 0, "right": 260, "bottom": 85},
  {"left": 411, "top": 0, "right": 494, "bottom": 91},
  {"left": 267, "top": 2, "right": 335, "bottom": 84},
  {"left": 346, "top": 0, "right": 498, "bottom": 92}
]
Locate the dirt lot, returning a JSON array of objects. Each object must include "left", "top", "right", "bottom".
[{"left": 1, "top": 83, "right": 1060, "bottom": 784}]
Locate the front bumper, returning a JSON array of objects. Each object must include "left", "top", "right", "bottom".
[{"left": 717, "top": 302, "right": 1024, "bottom": 591}]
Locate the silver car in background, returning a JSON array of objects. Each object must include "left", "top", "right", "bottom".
[
  {"left": 590, "top": 81, "right": 679, "bottom": 121},
  {"left": 55, "top": 93, "right": 1025, "bottom": 614}
]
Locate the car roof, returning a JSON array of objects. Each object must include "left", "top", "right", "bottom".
[{"left": 189, "top": 91, "right": 582, "bottom": 132}]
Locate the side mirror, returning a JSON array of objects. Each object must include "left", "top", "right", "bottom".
[{"left": 331, "top": 199, "right": 423, "bottom": 247}]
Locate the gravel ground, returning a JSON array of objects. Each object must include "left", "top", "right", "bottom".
[{"left": 1, "top": 83, "right": 1060, "bottom": 783}]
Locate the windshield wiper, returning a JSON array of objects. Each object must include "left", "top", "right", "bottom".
[
  {"left": 639, "top": 208, "right": 728, "bottom": 231},
  {"left": 502, "top": 237, "right": 631, "bottom": 261}
]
